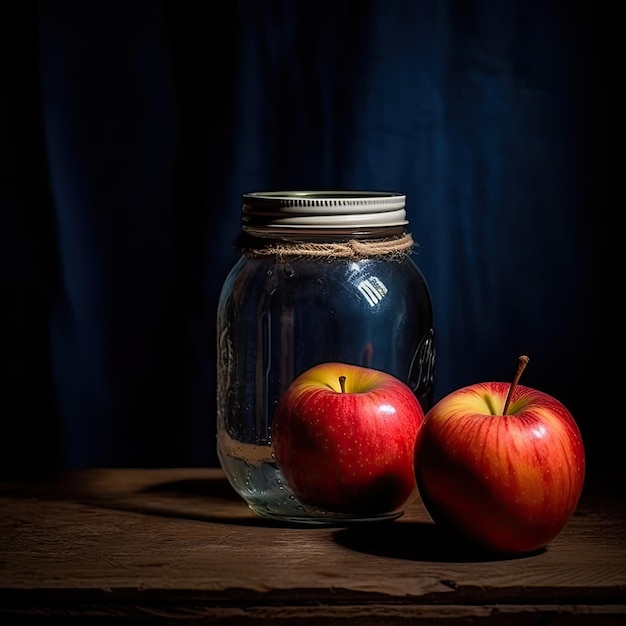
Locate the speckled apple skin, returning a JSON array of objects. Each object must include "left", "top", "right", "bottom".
[
  {"left": 272, "top": 362, "right": 425, "bottom": 515},
  {"left": 414, "top": 382, "right": 586, "bottom": 554}
]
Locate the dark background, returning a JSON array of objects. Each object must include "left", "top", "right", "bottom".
[{"left": 1, "top": 2, "right": 616, "bottom": 480}]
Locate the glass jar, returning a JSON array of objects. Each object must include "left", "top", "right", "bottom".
[{"left": 216, "top": 191, "right": 435, "bottom": 524}]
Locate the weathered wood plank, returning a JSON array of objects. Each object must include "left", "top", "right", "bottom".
[
  {"left": 0, "top": 603, "right": 626, "bottom": 625},
  {"left": 0, "top": 468, "right": 624, "bottom": 624}
]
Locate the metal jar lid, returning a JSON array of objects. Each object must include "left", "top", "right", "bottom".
[{"left": 241, "top": 191, "right": 408, "bottom": 235}]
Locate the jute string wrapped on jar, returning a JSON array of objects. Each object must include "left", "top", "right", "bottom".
[{"left": 242, "top": 232, "right": 415, "bottom": 262}]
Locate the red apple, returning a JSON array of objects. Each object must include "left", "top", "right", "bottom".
[
  {"left": 414, "top": 356, "right": 586, "bottom": 554},
  {"left": 271, "top": 362, "right": 425, "bottom": 515}
]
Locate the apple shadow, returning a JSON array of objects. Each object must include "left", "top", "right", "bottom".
[{"left": 332, "top": 522, "right": 545, "bottom": 563}]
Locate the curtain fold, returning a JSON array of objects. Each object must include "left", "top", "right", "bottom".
[{"left": 1, "top": 1, "right": 613, "bottom": 470}]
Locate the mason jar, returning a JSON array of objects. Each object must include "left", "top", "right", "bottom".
[{"left": 216, "top": 191, "right": 435, "bottom": 524}]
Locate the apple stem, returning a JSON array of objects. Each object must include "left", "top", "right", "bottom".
[
  {"left": 338, "top": 376, "right": 346, "bottom": 394},
  {"left": 502, "top": 355, "right": 529, "bottom": 415}
]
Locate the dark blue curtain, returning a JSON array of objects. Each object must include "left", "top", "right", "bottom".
[{"left": 1, "top": 2, "right": 615, "bottom": 474}]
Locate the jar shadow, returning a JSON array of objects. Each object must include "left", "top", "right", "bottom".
[
  {"left": 131, "top": 477, "right": 298, "bottom": 527},
  {"left": 83, "top": 476, "right": 335, "bottom": 529},
  {"left": 140, "top": 476, "right": 241, "bottom": 499}
]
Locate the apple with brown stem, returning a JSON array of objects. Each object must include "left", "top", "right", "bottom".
[
  {"left": 272, "top": 361, "right": 425, "bottom": 516},
  {"left": 414, "top": 355, "right": 586, "bottom": 554}
]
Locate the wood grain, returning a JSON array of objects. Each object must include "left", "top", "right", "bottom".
[{"left": 1, "top": 469, "right": 625, "bottom": 624}]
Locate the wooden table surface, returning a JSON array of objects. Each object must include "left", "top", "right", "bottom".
[{"left": 1, "top": 468, "right": 625, "bottom": 624}]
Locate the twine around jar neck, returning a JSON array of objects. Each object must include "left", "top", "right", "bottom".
[{"left": 240, "top": 232, "right": 415, "bottom": 262}]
